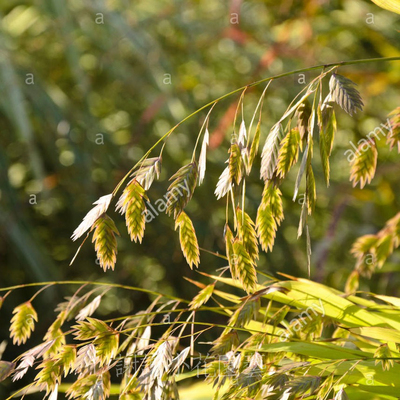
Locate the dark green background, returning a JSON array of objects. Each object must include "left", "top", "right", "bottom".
[{"left": 0, "top": 0, "right": 399, "bottom": 397}]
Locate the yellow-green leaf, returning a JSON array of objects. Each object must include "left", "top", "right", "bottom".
[{"left": 370, "top": 0, "right": 400, "bottom": 14}]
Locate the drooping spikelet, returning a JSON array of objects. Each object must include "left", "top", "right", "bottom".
[
  {"left": 131, "top": 157, "right": 162, "bottom": 190},
  {"left": 92, "top": 214, "right": 120, "bottom": 272},
  {"left": 329, "top": 73, "right": 364, "bottom": 116},
  {"left": 10, "top": 302, "right": 38, "bottom": 345},
  {"left": 256, "top": 183, "right": 284, "bottom": 253},
  {"left": 71, "top": 194, "right": 113, "bottom": 241},
  {"left": 387, "top": 107, "right": 400, "bottom": 153},
  {"left": 349, "top": 139, "right": 377, "bottom": 188},
  {"left": 236, "top": 207, "right": 259, "bottom": 263},
  {"left": 175, "top": 211, "right": 200, "bottom": 269},
  {"left": 277, "top": 127, "right": 300, "bottom": 179},
  {"left": 166, "top": 162, "right": 197, "bottom": 218},
  {"left": 116, "top": 179, "right": 148, "bottom": 243},
  {"left": 260, "top": 123, "right": 285, "bottom": 181}
]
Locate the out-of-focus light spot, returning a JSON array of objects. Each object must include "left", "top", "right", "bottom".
[
  {"left": 102, "top": 110, "right": 131, "bottom": 131},
  {"left": 235, "top": 56, "right": 252, "bottom": 74},
  {"left": 36, "top": 198, "right": 62, "bottom": 216},
  {"left": 52, "top": 245, "right": 69, "bottom": 261},
  {"left": 25, "top": 179, "right": 43, "bottom": 194},
  {"left": 157, "top": 20, "right": 173, "bottom": 37},
  {"left": 154, "top": 119, "right": 171, "bottom": 138},
  {"left": 127, "top": 146, "right": 144, "bottom": 161},
  {"left": 283, "top": 226, "right": 298, "bottom": 244},
  {"left": 167, "top": 98, "right": 186, "bottom": 120},
  {"left": 59, "top": 150, "right": 75, "bottom": 166},
  {"left": 57, "top": 120, "right": 70, "bottom": 136},
  {"left": 92, "top": 168, "right": 108, "bottom": 183},
  {"left": 2, "top": 6, "right": 39, "bottom": 37},
  {"left": 112, "top": 129, "right": 131, "bottom": 145},
  {"left": 8, "top": 163, "right": 27, "bottom": 188},
  {"left": 218, "top": 38, "right": 235, "bottom": 54},
  {"left": 193, "top": 84, "right": 208, "bottom": 101},
  {"left": 55, "top": 138, "right": 68, "bottom": 148},
  {"left": 79, "top": 54, "right": 97, "bottom": 70},
  {"left": 118, "top": 298, "right": 132, "bottom": 314},
  {"left": 268, "top": 58, "right": 283, "bottom": 75}
]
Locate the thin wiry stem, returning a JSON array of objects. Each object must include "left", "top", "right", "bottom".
[
  {"left": 246, "top": 80, "right": 272, "bottom": 149},
  {"left": 112, "top": 57, "right": 400, "bottom": 199},
  {"left": 0, "top": 281, "right": 187, "bottom": 303},
  {"left": 191, "top": 101, "right": 217, "bottom": 162}
]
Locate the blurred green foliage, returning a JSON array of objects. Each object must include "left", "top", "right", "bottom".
[{"left": 0, "top": 0, "right": 399, "bottom": 397}]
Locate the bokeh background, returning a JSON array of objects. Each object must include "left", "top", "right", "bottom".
[{"left": 0, "top": 0, "right": 399, "bottom": 397}]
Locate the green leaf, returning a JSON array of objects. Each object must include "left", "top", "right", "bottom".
[
  {"left": 350, "top": 326, "right": 400, "bottom": 344},
  {"left": 256, "top": 341, "right": 371, "bottom": 360}
]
